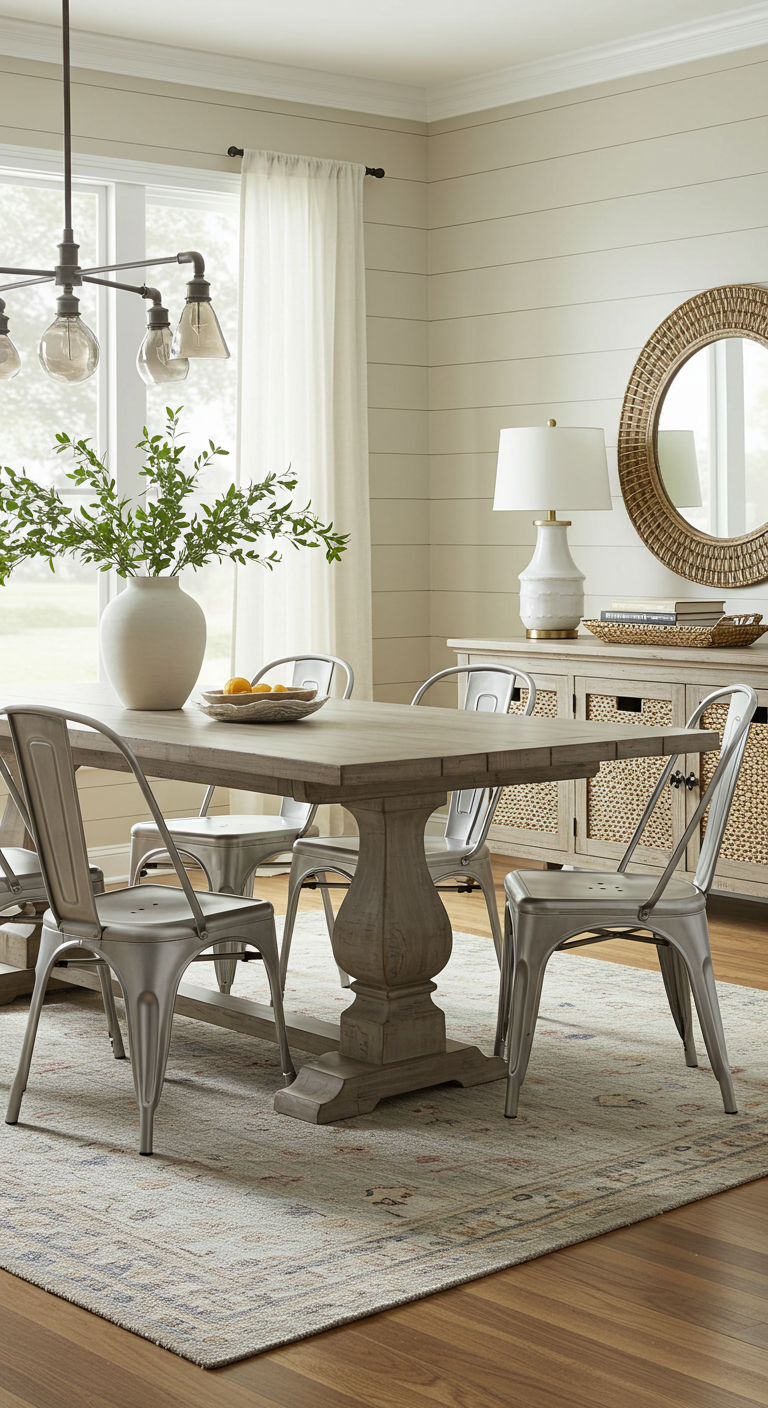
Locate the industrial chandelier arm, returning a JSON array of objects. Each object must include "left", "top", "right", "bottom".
[
  {"left": 81, "top": 277, "right": 164, "bottom": 300},
  {"left": 0, "top": 275, "right": 56, "bottom": 294},
  {"left": 0, "top": 0, "right": 230, "bottom": 386},
  {"left": 79, "top": 251, "right": 207, "bottom": 278},
  {"left": 0, "top": 268, "right": 56, "bottom": 279}
]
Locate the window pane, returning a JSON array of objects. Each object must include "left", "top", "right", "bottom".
[
  {"left": 0, "top": 181, "right": 100, "bottom": 685},
  {"left": 145, "top": 199, "right": 239, "bottom": 686}
]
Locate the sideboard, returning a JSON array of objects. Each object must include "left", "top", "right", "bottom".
[{"left": 449, "top": 635, "right": 768, "bottom": 903}]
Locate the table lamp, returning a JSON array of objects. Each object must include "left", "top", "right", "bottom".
[
  {"left": 656, "top": 429, "right": 703, "bottom": 509},
  {"left": 493, "top": 419, "right": 611, "bottom": 638}
]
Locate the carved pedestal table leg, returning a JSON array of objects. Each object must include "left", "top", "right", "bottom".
[{"left": 274, "top": 791, "right": 506, "bottom": 1123}]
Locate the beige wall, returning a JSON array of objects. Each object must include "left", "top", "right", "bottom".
[{"left": 427, "top": 44, "right": 768, "bottom": 695}]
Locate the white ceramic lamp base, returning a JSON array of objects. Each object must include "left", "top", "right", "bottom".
[{"left": 519, "top": 520, "right": 585, "bottom": 639}]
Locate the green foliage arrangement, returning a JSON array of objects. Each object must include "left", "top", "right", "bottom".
[{"left": 0, "top": 407, "right": 348, "bottom": 582}]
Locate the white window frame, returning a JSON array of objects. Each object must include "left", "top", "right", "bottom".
[{"left": 0, "top": 145, "right": 239, "bottom": 674}]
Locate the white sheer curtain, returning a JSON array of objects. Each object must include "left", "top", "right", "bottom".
[{"left": 233, "top": 150, "right": 372, "bottom": 699}]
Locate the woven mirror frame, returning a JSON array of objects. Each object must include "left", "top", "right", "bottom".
[{"left": 617, "top": 284, "right": 768, "bottom": 587}]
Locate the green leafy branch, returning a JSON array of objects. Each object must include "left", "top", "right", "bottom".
[{"left": 0, "top": 406, "right": 349, "bottom": 583}]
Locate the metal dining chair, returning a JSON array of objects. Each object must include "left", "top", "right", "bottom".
[
  {"left": 3, "top": 706, "right": 296, "bottom": 1156},
  {"left": 278, "top": 663, "right": 537, "bottom": 993},
  {"left": 496, "top": 683, "right": 757, "bottom": 1120},
  {"left": 129, "top": 652, "right": 354, "bottom": 995}
]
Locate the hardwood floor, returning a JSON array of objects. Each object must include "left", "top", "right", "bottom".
[{"left": 1, "top": 855, "right": 766, "bottom": 1408}]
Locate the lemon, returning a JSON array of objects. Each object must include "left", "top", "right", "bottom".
[
  {"left": 223, "top": 677, "right": 252, "bottom": 695},
  {"left": 252, "top": 683, "right": 271, "bottom": 693},
  {"left": 273, "top": 683, "right": 288, "bottom": 692}
]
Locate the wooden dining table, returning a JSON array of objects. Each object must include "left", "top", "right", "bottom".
[{"left": 0, "top": 682, "right": 718, "bottom": 1123}]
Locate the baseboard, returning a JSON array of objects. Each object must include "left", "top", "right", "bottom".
[{"left": 88, "top": 842, "right": 131, "bottom": 885}]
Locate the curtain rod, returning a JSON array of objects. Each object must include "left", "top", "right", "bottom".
[{"left": 226, "top": 147, "right": 384, "bottom": 177}]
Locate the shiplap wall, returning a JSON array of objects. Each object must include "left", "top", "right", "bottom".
[
  {"left": 0, "top": 53, "right": 429, "bottom": 873},
  {"left": 427, "top": 43, "right": 768, "bottom": 691}
]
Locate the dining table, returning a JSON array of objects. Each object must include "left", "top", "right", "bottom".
[{"left": 0, "top": 682, "right": 719, "bottom": 1123}]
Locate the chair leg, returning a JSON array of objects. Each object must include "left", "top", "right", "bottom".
[
  {"left": 504, "top": 913, "right": 556, "bottom": 1118},
  {"left": 97, "top": 962, "right": 126, "bottom": 1059},
  {"left": 316, "top": 871, "right": 351, "bottom": 988},
  {"left": 279, "top": 856, "right": 310, "bottom": 992},
  {"left": 668, "top": 919, "right": 737, "bottom": 1114},
  {"left": 657, "top": 942, "right": 697, "bottom": 1068},
  {"left": 6, "top": 927, "right": 66, "bottom": 1124},
  {"left": 494, "top": 901, "right": 514, "bottom": 1058},
  {"left": 106, "top": 939, "right": 193, "bottom": 1155},
  {"left": 213, "top": 938, "right": 239, "bottom": 995},
  {"left": 470, "top": 856, "right": 503, "bottom": 965},
  {"left": 253, "top": 920, "right": 296, "bottom": 1085}
]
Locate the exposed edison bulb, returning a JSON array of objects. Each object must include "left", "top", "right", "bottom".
[
  {"left": 136, "top": 325, "right": 189, "bottom": 386},
  {"left": 39, "top": 313, "right": 100, "bottom": 383},
  {"left": 171, "top": 301, "right": 229, "bottom": 360},
  {"left": 0, "top": 334, "right": 21, "bottom": 380}
]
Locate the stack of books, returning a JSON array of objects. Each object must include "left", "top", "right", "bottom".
[{"left": 600, "top": 598, "right": 726, "bottom": 626}]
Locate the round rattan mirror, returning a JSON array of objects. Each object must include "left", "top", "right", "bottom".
[{"left": 617, "top": 284, "right": 768, "bottom": 587}]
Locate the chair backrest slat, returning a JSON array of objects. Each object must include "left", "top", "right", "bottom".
[
  {"left": 6, "top": 711, "right": 101, "bottom": 939},
  {"left": 694, "top": 686, "right": 756, "bottom": 893},
  {"left": 252, "top": 654, "right": 355, "bottom": 832},
  {"left": 617, "top": 684, "right": 757, "bottom": 920},
  {"left": 411, "top": 664, "right": 537, "bottom": 854}
]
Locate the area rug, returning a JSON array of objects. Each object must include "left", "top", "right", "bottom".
[{"left": 0, "top": 915, "right": 766, "bottom": 1368}]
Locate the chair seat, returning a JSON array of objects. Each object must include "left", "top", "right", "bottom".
[
  {"left": 133, "top": 814, "right": 303, "bottom": 850},
  {"left": 88, "top": 885, "right": 274, "bottom": 944},
  {"left": 505, "top": 869, "right": 706, "bottom": 920},
  {"left": 293, "top": 833, "right": 485, "bottom": 866},
  {"left": 0, "top": 848, "right": 102, "bottom": 900}
]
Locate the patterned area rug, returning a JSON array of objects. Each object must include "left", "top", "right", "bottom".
[{"left": 0, "top": 915, "right": 766, "bottom": 1368}]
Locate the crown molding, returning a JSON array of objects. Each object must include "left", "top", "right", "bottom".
[
  {"left": 0, "top": 14, "right": 428, "bottom": 122},
  {"left": 2, "top": 5, "right": 768, "bottom": 127},
  {"left": 428, "top": 2, "right": 768, "bottom": 121}
]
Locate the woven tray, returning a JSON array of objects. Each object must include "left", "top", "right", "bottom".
[{"left": 582, "top": 613, "right": 768, "bottom": 648}]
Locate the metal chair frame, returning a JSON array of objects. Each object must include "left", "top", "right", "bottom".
[
  {"left": 278, "top": 663, "right": 537, "bottom": 992},
  {"left": 495, "top": 684, "right": 757, "bottom": 1120},
  {"left": 128, "top": 653, "right": 354, "bottom": 994},
  {"left": 3, "top": 705, "right": 295, "bottom": 1156}
]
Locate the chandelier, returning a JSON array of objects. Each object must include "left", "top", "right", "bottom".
[{"left": 0, "top": 0, "right": 229, "bottom": 387}]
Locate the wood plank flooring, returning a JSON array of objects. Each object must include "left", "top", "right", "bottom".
[{"left": 1, "top": 856, "right": 766, "bottom": 1408}]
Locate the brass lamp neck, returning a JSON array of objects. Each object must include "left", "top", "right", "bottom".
[{"left": 533, "top": 509, "right": 571, "bottom": 527}]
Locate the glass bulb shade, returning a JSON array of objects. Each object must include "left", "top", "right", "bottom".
[
  {"left": 171, "top": 301, "right": 230, "bottom": 359},
  {"left": 38, "top": 313, "right": 100, "bottom": 383},
  {"left": 0, "top": 334, "right": 21, "bottom": 380},
  {"left": 136, "top": 325, "right": 189, "bottom": 386}
]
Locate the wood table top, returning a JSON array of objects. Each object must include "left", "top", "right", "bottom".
[{"left": 0, "top": 683, "right": 719, "bottom": 803}]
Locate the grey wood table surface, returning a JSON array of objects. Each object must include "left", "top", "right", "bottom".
[{"left": 0, "top": 684, "right": 719, "bottom": 1123}]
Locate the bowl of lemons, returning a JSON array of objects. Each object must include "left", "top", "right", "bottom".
[{"left": 197, "top": 677, "right": 328, "bottom": 723}]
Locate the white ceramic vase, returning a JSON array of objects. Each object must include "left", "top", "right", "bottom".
[{"left": 99, "top": 577, "right": 206, "bottom": 710}]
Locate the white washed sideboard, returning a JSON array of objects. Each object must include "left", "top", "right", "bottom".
[{"left": 449, "top": 635, "right": 768, "bottom": 902}]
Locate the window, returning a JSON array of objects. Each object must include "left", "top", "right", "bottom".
[{"left": 0, "top": 158, "right": 239, "bottom": 689}]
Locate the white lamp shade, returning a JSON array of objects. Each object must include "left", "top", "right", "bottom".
[
  {"left": 493, "top": 425, "right": 612, "bottom": 513},
  {"left": 657, "top": 429, "right": 703, "bottom": 509}
]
